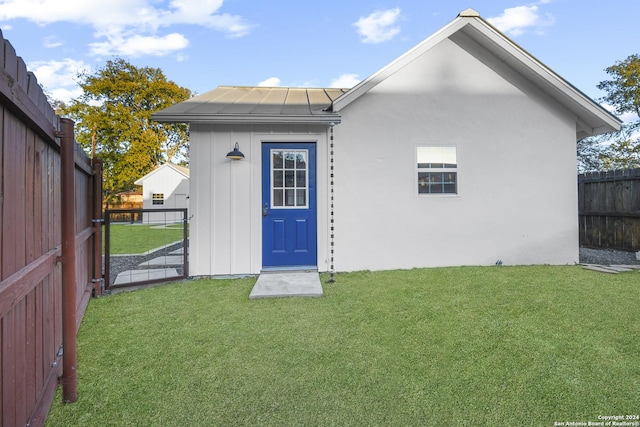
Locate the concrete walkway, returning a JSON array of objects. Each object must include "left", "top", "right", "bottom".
[
  {"left": 114, "top": 268, "right": 180, "bottom": 285},
  {"left": 249, "top": 270, "right": 323, "bottom": 299},
  {"left": 138, "top": 255, "right": 183, "bottom": 267}
]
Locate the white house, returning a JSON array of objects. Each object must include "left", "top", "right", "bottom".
[
  {"left": 152, "top": 9, "right": 620, "bottom": 277},
  {"left": 134, "top": 163, "right": 190, "bottom": 224}
]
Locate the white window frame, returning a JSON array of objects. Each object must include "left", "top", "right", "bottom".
[
  {"left": 270, "top": 149, "right": 309, "bottom": 209},
  {"left": 152, "top": 193, "right": 164, "bottom": 205},
  {"left": 416, "top": 146, "right": 458, "bottom": 196}
]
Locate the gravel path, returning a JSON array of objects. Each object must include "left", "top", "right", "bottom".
[
  {"left": 106, "top": 241, "right": 186, "bottom": 286},
  {"left": 579, "top": 247, "right": 639, "bottom": 265}
]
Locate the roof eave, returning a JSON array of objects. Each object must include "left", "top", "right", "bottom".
[
  {"left": 459, "top": 18, "right": 622, "bottom": 137},
  {"left": 134, "top": 163, "right": 190, "bottom": 185},
  {"left": 332, "top": 16, "right": 469, "bottom": 112},
  {"left": 152, "top": 113, "right": 342, "bottom": 125}
]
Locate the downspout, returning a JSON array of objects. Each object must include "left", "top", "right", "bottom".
[
  {"left": 328, "top": 122, "right": 336, "bottom": 282},
  {"left": 59, "top": 118, "right": 78, "bottom": 402}
]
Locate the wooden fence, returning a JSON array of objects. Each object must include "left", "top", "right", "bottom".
[
  {"left": 578, "top": 168, "right": 640, "bottom": 251},
  {"left": 0, "top": 32, "right": 102, "bottom": 426}
]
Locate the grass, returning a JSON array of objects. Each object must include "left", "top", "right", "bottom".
[
  {"left": 46, "top": 266, "right": 639, "bottom": 426},
  {"left": 105, "top": 223, "right": 185, "bottom": 254}
]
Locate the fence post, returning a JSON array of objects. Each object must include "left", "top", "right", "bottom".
[
  {"left": 59, "top": 117, "right": 78, "bottom": 402},
  {"left": 92, "top": 158, "right": 103, "bottom": 297}
]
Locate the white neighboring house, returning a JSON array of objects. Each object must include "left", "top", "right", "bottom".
[
  {"left": 152, "top": 9, "right": 620, "bottom": 277},
  {"left": 134, "top": 163, "right": 189, "bottom": 224}
]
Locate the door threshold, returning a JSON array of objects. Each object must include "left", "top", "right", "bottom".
[{"left": 261, "top": 266, "right": 318, "bottom": 273}]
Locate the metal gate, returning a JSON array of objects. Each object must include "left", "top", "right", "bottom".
[{"left": 104, "top": 208, "right": 188, "bottom": 290}]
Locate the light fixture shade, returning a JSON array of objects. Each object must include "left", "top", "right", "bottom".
[{"left": 226, "top": 142, "right": 245, "bottom": 160}]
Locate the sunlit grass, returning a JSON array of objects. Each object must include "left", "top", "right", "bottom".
[
  {"left": 46, "top": 266, "right": 640, "bottom": 426},
  {"left": 104, "top": 223, "right": 185, "bottom": 254}
]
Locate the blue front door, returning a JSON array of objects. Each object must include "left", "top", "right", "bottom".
[{"left": 262, "top": 143, "right": 317, "bottom": 268}]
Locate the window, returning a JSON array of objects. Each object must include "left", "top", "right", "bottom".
[
  {"left": 152, "top": 193, "right": 164, "bottom": 205},
  {"left": 271, "top": 150, "right": 308, "bottom": 208},
  {"left": 417, "top": 147, "right": 457, "bottom": 194}
]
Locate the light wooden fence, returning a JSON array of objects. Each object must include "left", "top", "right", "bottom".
[
  {"left": 578, "top": 168, "right": 640, "bottom": 251},
  {"left": 0, "top": 31, "right": 102, "bottom": 426}
]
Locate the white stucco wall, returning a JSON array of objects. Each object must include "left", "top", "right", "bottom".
[
  {"left": 333, "top": 37, "right": 579, "bottom": 271},
  {"left": 187, "top": 34, "right": 583, "bottom": 276},
  {"left": 188, "top": 125, "right": 329, "bottom": 276}
]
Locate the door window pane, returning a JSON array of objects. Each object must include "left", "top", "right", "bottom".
[
  {"left": 285, "top": 153, "right": 295, "bottom": 169},
  {"left": 273, "top": 151, "right": 283, "bottom": 168},
  {"left": 273, "top": 189, "right": 283, "bottom": 206},
  {"left": 271, "top": 148, "right": 310, "bottom": 208},
  {"left": 285, "top": 189, "right": 295, "bottom": 206},
  {"left": 285, "top": 170, "right": 295, "bottom": 187},
  {"left": 296, "top": 170, "right": 306, "bottom": 187},
  {"left": 296, "top": 152, "right": 307, "bottom": 169},
  {"left": 296, "top": 189, "right": 306, "bottom": 205},
  {"left": 273, "top": 171, "right": 283, "bottom": 187}
]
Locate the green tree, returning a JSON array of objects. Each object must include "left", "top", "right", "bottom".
[
  {"left": 600, "top": 125, "right": 640, "bottom": 170},
  {"left": 59, "top": 59, "right": 191, "bottom": 203},
  {"left": 598, "top": 54, "right": 640, "bottom": 118},
  {"left": 580, "top": 54, "right": 640, "bottom": 171},
  {"left": 577, "top": 133, "right": 607, "bottom": 172}
]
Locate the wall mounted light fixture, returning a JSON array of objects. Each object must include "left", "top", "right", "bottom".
[{"left": 226, "top": 142, "right": 245, "bottom": 160}]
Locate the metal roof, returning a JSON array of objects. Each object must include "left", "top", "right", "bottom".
[
  {"left": 152, "top": 86, "right": 346, "bottom": 125},
  {"left": 153, "top": 10, "right": 619, "bottom": 138}
]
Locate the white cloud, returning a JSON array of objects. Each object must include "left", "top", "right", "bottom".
[
  {"left": 28, "top": 58, "right": 90, "bottom": 104},
  {"left": 89, "top": 33, "right": 189, "bottom": 57},
  {"left": 0, "top": 0, "right": 251, "bottom": 57},
  {"left": 257, "top": 77, "right": 281, "bottom": 87},
  {"left": 619, "top": 112, "right": 638, "bottom": 123},
  {"left": 354, "top": 8, "right": 401, "bottom": 44},
  {"left": 48, "top": 86, "right": 84, "bottom": 104},
  {"left": 0, "top": 0, "right": 249, "bottom": 34},
  {"left": 330, "top": 73, "right": 361, "bottom": 88},
  {"left": 43, "top": 35, "right": 62, "bottom": 48},
  {"left": 487, "top": 4, "right": 554, "bottom": 36}
]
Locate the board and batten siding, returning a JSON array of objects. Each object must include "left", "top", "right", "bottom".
[
  {"left": 188, "top": 124, "right": 330, "bottom": 276},
  {"left": 333, "top": 36, "right": 579, "bottom": 271}
]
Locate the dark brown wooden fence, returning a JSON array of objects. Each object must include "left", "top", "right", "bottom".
[
  {"left": 578, "top": 168, "right": 640, "bottom": 251},
  {"left": 0, "top": 32, "right": 102, "bottom": 426}
]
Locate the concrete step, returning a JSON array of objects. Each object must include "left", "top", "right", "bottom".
[{"left": 249, "top": 270, "right": 323, "bottom": 299}]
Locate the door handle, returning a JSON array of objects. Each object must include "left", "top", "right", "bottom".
[{"left": 262, "top": 203, "right": 269, "bottom": 217}]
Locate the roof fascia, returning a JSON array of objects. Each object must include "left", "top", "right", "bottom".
[
  {"left": 331, "top": 13, "right": 621, "bottom": 135},
  {"left": 152, "top": 113, "right": 342, "bottom": 125},
  {"left": 461, "top": 18, "right": 621, "bottom": 133},
  {"left": 165, "top": 163, "right": 190, "bottom": 178},
  {"left": 134, "top": 163, "right": 188, "bottom": 185}
]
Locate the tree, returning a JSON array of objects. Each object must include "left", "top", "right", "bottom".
[
  {"left": 59, "top": 59, "right": 191, "bottom": 203},
  {"left": 600, "top": 124, "right": 640, "bottom": 170},
  {"left": 577, "top": 133, "right": 607, "bottom": 172},
  {"left": 579, "top": 54, "right": 640, "bottom": 172},
  {"left": 598, "top": 54, "right": 640, "bottom": 118}
]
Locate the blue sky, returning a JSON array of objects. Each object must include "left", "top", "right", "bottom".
[{"left": 0, "top": 0, "right": 637, "bottom": 122}]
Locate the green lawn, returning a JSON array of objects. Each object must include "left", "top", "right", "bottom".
[
  {"left": 105, "top": 223, "right": 185, "bottom": 254},
  {"left": 46, "top": 266, "right": 639, "bottom": 426}
]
